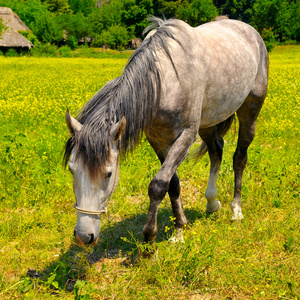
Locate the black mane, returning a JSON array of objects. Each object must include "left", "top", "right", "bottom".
[{"left": 64, "top": 18, "right": 183, "bottom": 175}]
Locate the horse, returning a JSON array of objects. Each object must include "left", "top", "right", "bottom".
[{"left": 64, "top": 17, "right": 269, "bottom": 247}]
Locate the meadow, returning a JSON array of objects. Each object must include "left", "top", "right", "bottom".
[{"left": 0, "top": 45, "right": 299, "bottom": 299}]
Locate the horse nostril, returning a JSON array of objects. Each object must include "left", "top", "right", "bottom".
[{"left": 88, "top": 233, "right": 94, "bottom": 245}]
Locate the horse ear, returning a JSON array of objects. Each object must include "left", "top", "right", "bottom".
[
  {"left": 66, "top": 109, "right": 83, "bottom": 136},
  {"left": 111, "top": 115, "right": 126, "bottom": 141}
]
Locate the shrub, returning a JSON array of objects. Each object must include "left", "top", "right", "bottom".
[
  {"left": 5, "top": 48, "right": 19, "bottom": 57},
  {"left": 92, "top": 25, "right": 130, "bottom": 50},
  {"left": 261, "top": 28, "right": 277, "bottom": 52},
  {"left": 31, "top": 43, "right": 58, "bottom": 57},
  {"left": 66, "top": 35, "right": 78, "bottom": 50},
  {"left": 176, "top": 0, "right": 218, "bottom": 26},
  {"left": 59, "top": 45, "right": 73, "bottom": 57},
  {"left": 32, "top": 12, "right": 63, "bottom": 45}
]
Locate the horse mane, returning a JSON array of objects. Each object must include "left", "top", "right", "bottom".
[{"left": 64, "top": 17, "right": 184, "bottom": 176}]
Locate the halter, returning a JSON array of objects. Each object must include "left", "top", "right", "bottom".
[
  {"left": 74, "top": 204, "right": 107, "bottom": 216},
  {"left": 74, "top": 157, "right": 119, "bottom": 217}
]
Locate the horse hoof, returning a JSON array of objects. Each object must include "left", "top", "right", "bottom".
[
  {"left": 168, "top": 228, "right": 184, "bottom": 243},
  {"left": 231, "top": 212, "right": 244, "bottom": 222},
  {"left": 206, "top": 201, "right": 221, "bottom": 214},
  {"left": 231, "top": 203, "right": 244, "bottom": 221},
  {"left": 136, "top": 242, "right": 158, "bottom": 261}
]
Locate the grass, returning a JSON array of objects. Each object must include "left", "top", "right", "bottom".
[{"left": 0, "top": 45, "right": 299, "bottom": 299}]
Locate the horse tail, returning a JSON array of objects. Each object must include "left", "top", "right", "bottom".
[{"left": 194, "top": 114, "right": 235, "bottom": 159}]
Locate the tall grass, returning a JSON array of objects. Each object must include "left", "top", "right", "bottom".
[{"left": 0, "top": 46, "right": 299, "bottom": 299}]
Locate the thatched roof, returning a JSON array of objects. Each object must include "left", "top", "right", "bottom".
[{"left": 0, "top": 7, "right": 33, "bottom": 49}]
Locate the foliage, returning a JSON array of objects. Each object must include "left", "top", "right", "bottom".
[
  {"left": 261, "top": 27, "right": 277, "bottom": 52},
  {"left": 31, "top": 43, "right": 58, "bottom": 56},
  {"left": 176, "top": 0, "right": 218, "bottom": 26},
  {"left": 32, "top": 11, "right": 63, "bottom": 44},
  {"left": 1, "top": 0, "right": 299, "bottom": 48},
  {"left": 0, "top": 0, "right": 49, "bottom": 29},
  {"left": 43, "top": 0, "right": 72, "bottom": 15},
  {"left": 92, "top": 25, "right": 131, "bottom": 49},
  {"left": 252, "top": 0, "right": 300, "bottom": 42},
  {"left": 0, "top": 18, "right": 7, "bottom": 36},
  {"left": 68, "top": 0, "right": 96, "bottom": 16},
  {"left": 18, "top": 30, "right": 41, "bottom": 47},
  {"left": 159, "top": 0, "right": 183, "bottom": 18},
  {"left": 58, "top": 13, "right": 91, "bottom": 43},
  {"left": 219, "top": 0, "right": 256, "bottom": 23},
  {"left": 5, "top": 48, "right": 19, "bottom": 57},
  {"left": 121, "top": 0, "right": 154, "bottom": 37},
  {"left": 89, "top": 1, "right": 123, "bottom": 35},
  {"left": 0, "top": 45, "right": 299, "bottom": 299},
  {"left": 58, "top": 45, "right": 73, "bottom": 57},
  {"left": 66, "top": 35, "right": 78, "bottom": 50}
]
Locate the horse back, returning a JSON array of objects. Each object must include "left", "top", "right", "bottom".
[{"left": 150, "top": 19, "right": 268, "bottom": 132}]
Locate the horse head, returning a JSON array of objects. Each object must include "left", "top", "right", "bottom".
[{"left": 65, "top": 110, "right": 126, "bottom": 246}]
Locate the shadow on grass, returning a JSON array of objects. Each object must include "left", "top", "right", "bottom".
[{"left": 34, "top": 207, "right": 207, "bottom": 291}]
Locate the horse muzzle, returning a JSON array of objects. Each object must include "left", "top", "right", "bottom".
[{"left": 74, "top": 229, "right": 99, "bottom": 246}]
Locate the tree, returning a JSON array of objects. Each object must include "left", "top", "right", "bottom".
[
  {"left": 220, "top": 0, "right": 256, "bottom": 23},
  {"left": 89, "top": 0, "right": 122, "bottom": 34},
  {"left": 33, "top": 11, "right": 63, "bottom": 44},
  {"left": 43, "top": 0, "right": 71, "bottom": 15},
  {"left": 121, "top": 0, "right": 154, "bottom": 37},
  {"left": 68, "top": 0, "right": 96, "bottom": 16},
  {"left": 252, "top": 0, "right": 300, "bottom": 42},
  {"left": 92, "top": 25, "right": 130, "bottom": 49},
  {"left": 0, "top": 0, "right": 49, "bottom": 29},
  {"left": 59, "top": 13, "right": 91, "bottom": 40},
  {"left": 176, "top": 0, "right": 218, "bottom": 26},
  {"left": 161, "top": 0, "right": 183, "bottom": 18}
]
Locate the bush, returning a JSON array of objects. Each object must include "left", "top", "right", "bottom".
[
  {"left": 66, "top": 35, "right": 78, "bottom": 50},
  {"left": 261, "top": 28, "right": 277, "bottom": 52},
  {"left": 32, "top": 12, "right": 63, "bottom": 45},
  {"left": 92, "top": 25, "right": 130, "bottom": 50},
  {"left": 5, "top": 48, "right": 19, "bottom": 57},
  {"left": 58, "top": 45, "right": 73, "bottom": 57},
  {"left": 252, "top": 0, "right": 300, "bottom": 43},
  {"left": 31, "top": 44, "right": 58, "bottom": 57},
  {"left": 176, "top": 0, "right": 218, "bottom": 26}
]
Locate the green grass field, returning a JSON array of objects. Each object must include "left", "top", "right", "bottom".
[{"left": 0, "top": 45, "right": 299, "bottom": 299}]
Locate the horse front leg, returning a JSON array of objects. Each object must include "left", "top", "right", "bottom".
[
  {"left": 168, "top": 172, "right": 187, "bottom": 243},
  {"left": 143, "top": 129, "right": 197, "bottom": 244}
]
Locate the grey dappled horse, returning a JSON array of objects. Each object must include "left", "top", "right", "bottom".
[{"left": 64, "top": 17, "right": 269, "bottom": 246}]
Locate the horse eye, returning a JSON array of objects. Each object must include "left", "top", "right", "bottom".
[{"left": 106, "top": 171, "right": 113, "bottom": 179}]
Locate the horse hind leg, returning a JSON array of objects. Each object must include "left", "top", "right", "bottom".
[
  {"left": 199, "top": 126, "right": 224, "bottom": 214},
  {"left": 231, "top": 92, "right": 265, "bottom": 221}
]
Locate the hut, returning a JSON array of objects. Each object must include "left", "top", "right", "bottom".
[
  {"left": 129, "top": 38, "right": 142, "bottom": 49},
  {"left": 0, "top": 7, "right": 33, "bottom": 52}
]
